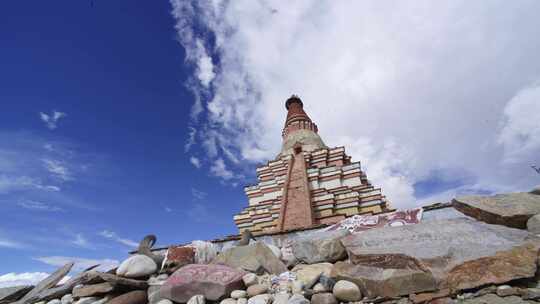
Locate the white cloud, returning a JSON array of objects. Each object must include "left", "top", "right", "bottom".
[
  {"left": 164, "top": 207, "right": 173, "bottom": 213},
  {"left": 190, "top": 156, "right": 201, "bottom": 168},
  {"left": 171, "top": 1, "right": 540, "bottom": 208},
  {"left": 42, "top": 159, "right": 72, "bottom": 181},
  {"left": 0, "top": 272, "right": 49, "bottom": 288},
  {"left": 0, "top": 237, "right": 24, "bottom": 249},
  {"left": 71, "top": 234, "right": 91, "bottom": 248},
  {"left": 0, "top": 175, "right": 59, "bottom": 194},
  {"left": 39, "top": 111, "right": 67, "bottom": 130},
  {"left": 191, "top": 187, "right": 207, "bottom": 200},
  {"left": 99, "top": 230, "right": 138, "bottom": 248},
  {"left": 210, "top": 158, "right": 234, "bottom": 180},
  {"left": 17, "top": 200, "right": 62, "bottom": 212},
  {"left": 34, "top": 256, "right": 118, "bottom": 272}
]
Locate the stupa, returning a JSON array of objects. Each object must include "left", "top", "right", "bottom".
[{"left": 233, "top": 95, "right": 392, "bottom": 233}]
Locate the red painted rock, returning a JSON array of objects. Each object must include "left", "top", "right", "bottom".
[
  {"left": 107, "top": 290, "right": 147, "bottom": 304},
  {"left": 160, "top": 264, "right": 245, "bottom": 302},
  {"left": 162, "top": 246, "right": 195, "bottom": 273}
]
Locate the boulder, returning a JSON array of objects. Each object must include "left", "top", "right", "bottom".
[
  {"left": 292, "top": 263, "right": 333, "bottom": 289},
  {"left": 107, "top": 291, "right": 147, "bottom": 304},
  {"left": 452, "top": 192, "right": 540, "bottom": 229},
  {"left": 72, "top": 282, "right": 115, "bottom": 298},
  {"left": 247, "top": 294, "right": 272, "bottom": 304},
  {"left": 0, "top": 286, "right": 33, "bottom": 304},
  {"left": 117, "top": 255, "right": 157, "bottom": 278},
  {"left": 15, "top": 262, "right": 74, "bottom": 304},
  {"left": 340, "top": 217, "right": 540, "bottom": 292},
  {"left": 280, "top": 241, "right": 298, "bottom": 267},
  {"left": 213, "top": 242, "right": 287, "bottom": 275},
  {"left": 160, "top": 264, "right": 245, "bottom": 302},
  {"left": 310, "top": 293, "right": 336, "bottom": 304},
  {"left": 332, "top": 280, "right": 361, "bottom": 302},
  {"left": 291, "top": 230, "right": 348, "bottom": 264},
  {"left": 162, "top": 246, "right": 195, "bottom": 274},
  {"left": 287, "top": 294, "right": 309, "bottom": 304},
  {"left": 527, "top": 214, "right": 540, "bottom": 234},
  {"left": 330, "top": 261, "right": 436, "bottom": 298},
  {"left": 246, "top": 285, "right": 267, "bottom": 297},
  {"left": 187, "top": 295, "right": 205, "bottom": 304}
]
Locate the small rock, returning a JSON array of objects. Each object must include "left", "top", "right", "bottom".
[
  {"left": 332, "top": 280, "right": 361, "bottom": 302},
  {"left": 231, "top": 290, "right": 247, "bottom": 299},
  {"left": 237, "top": 298, "right": 248, "bottom": 304},
  {"left": 243, "top": 273, "right": 258, "bottom": 287},
  {"left": 312, "top": 283, "right": 326, "bottom": 293},
  {"left": 61, "top": 294, "right": 73, "bottom": 304},
  {"left": 496, "top": 285, "right": 519, "bottom": 297},
  {"left": 287, "top": 294, "right": 309, "bottom": 304},
  {"left": 318, "top": 275, "right": 335, "bottom": 292},
  {"left": 116, "top": 254, "right": 158, "bottom": 278},
  {"left": 187, "top": 295, "right": 206, "bottom": 304},
  {"left": 522, "top": 288, "right": 540, "bottom": 300},
  {"left": 220, "top": 298, "right": 237, "bottom": 304},
  {"left": 273, "top": 293, "right": 291, "bottom": 304},
  {"left": 247, "top": 294, "right": 272, "bottom": 304},
  {"left": 311, "top": 293, "right": 336, "bottom": 304},
  {"left": 292, "top": 281, "right": 304, "bottom": 294},
  {"left": 47, "top": 299, "right": 61, "bottom": 304},
  {"left": 148, "top": 285, "right": 163, "bottom": 304},
  {"left": 156, "top": 300, "right": 173, "bottom": 304},
  {"left": 527, "top": 214, "right": 540, "bottom": 234},
  {"left": 247, "top": 284, "right": 268, "bottom": 297},
  {"left": 92, "top": 298, "right": 109, "bottom": 304},
  {"left": 74, "top": 297, "right": 99, "bottom": 304}
]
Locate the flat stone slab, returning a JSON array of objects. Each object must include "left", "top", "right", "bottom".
[
  {"left": 0, "top": 286, "right": 33, "bottom": 304},
  {"left": 452, "top": 192, "right": 540, "bottom": 229},
  {"left": 340, "top": 217, "right": 540, "bottom": 291}
]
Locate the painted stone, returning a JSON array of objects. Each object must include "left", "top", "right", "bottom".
[
  {"left": 162, "top": 246, "right": 195, "bottom": 274},
  {"left": 160, "top": 264, "right": 245, "bottom": 302}
]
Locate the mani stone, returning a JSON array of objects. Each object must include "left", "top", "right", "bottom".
[
  {"left": 291, "top": 230, "right": 349, "bottom": 264},
  {"left": 212, "top": 242, "right": 287, "bottom": 275},
  {"left": 187, "top": 295, "right": 205, "bottom": 304},
  {"left": 340, "top": 217, "right": 540, "bottom": 292},
  {"left": 331, "top": 261, "right": 436, "bottom": 298},
  {"left": 117, "top": 255, "right": 157, "bottom": 278},
  {"left": 452, "top": 192, "right": 540, "bottom": 229},
  {"left": 160, "top": 264, "right": 245, "bottom": 303},
  {"left": 162, "top": 246, "right": 195, "bottom": 274},
  {"left": 107, "top": 290, "right": 147, "bottom": 304}
]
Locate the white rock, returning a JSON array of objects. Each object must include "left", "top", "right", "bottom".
[
  {"left": 156, "top": 300, "right": 173, "bottom": 304},
  {"left": 273, "top": 293, "right": 291, "bottom": 304},
  {"left": 332, "top": 280, "right": 361, "bottom": 302},
  {"left": 61, "top": 294, "right": 73, "bottom": 304},
  {"left": 287, "top": 294, "right": 309, "bottom": 304},
  {"left": 47, "top": 299, "right": 61, "bottom": 304},
  {"left": 243, "top": 273, "right": 258, "bottom": 287},
  {"left": 220, "top": 298, "right": 237, "bottom": 304},
  {"left": 74, "top": 297, "right": 99, "bottom": 304},
  {"left": 187, "top": 295, "right": 206, "bottom": 304},
  {"left": 116, "top": 254, "right": 157, "bottom": 278},
  {"left": 231, "top": 290, "right": 248, "bottom": 299},
  {"left": 267, "top": 244, "right": 282, "bottom": 259},
  {"left": 190, "top": 240, "right": 218, "bottom": 264},
  {"left": 247, "top": 294, "right": 272, "bottom": 304},
  {"left": 237, "top": 299, "right": 248, "bottom": 304}
]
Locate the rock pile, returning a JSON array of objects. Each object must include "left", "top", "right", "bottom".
[{"left": 2, "top": 189, "right": 540, "bottom": 304}]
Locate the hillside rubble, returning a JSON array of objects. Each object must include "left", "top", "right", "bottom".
[{"left": 2, "top": 188, "right": 540, "bottom": 304}]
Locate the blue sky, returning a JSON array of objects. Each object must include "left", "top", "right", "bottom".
[
  {"left": 0, "top": 0, "right": 248, "bottom": 279},
  {"left": 2, "top": 0, "right": 540, "bottom": 284}
]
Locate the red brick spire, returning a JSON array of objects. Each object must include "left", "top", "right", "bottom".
[{"left": 282, "top": 95, "right": 319, "bottom": 138}]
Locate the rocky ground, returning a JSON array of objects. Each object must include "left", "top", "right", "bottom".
[{"left": 2, "top": 186, "right": 540, "bottom": 304}]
